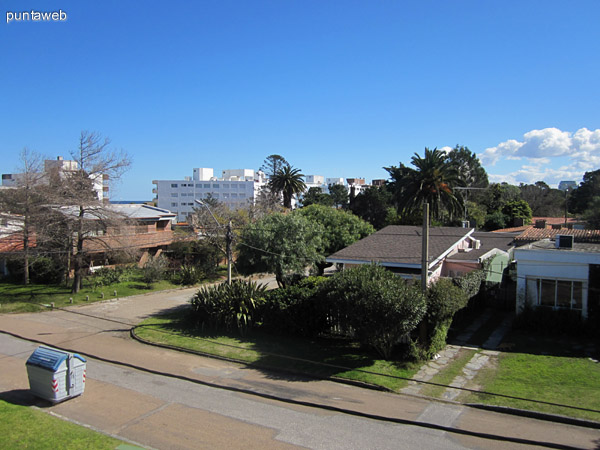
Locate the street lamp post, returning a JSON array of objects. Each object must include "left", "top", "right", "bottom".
[{"left": 194, "top": 199, "right": 232, "bottom": 285}]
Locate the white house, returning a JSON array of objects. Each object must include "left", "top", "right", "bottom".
[
  {"left": 515, "top": 237, "right": 600, "bottom": 319},
  {"left": 152, "top": 168, "right": 267, "bottom": 222}
]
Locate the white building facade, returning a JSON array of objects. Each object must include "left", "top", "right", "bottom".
[
  {"left": 153, "top": 168, "right": 266, "bottom": 222},
  {"left": 515, "top": 239, "right": 600, "bottom": 319},
  {"left": 2, "top": 156, "right": 108, "bottom": 202}
]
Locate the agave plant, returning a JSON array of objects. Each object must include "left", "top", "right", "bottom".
[{"left": 190, "top": 280, "right": 267, "bottom": 335}]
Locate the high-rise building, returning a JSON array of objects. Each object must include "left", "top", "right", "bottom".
[
  {"left": 152, "top": 168, "right": 267, "bottom": 222},
  {"left": 2, "top": 156, "right": 108, "bottom": 202}
]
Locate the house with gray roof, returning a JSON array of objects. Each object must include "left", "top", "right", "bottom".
[{"left": 326, "top": 226, "right": 515, "bottom": 284}]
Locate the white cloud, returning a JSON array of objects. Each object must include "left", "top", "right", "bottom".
[{"left": 479, "top": 127, "right": 600, "bottom": 187}]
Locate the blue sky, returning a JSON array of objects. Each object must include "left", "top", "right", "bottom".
[{"left": 1, "top": 1, "right": 599, "bottom": 200}]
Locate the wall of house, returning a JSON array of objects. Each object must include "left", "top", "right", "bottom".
[
  {"left": 515, "top": 248, "right": 593, "bottom": 318},
  {"left": 442, "top": 261, "right": 479, "bottom": 278}
]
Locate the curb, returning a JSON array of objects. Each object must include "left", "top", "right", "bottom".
[
  {"left": 130, "top": 327, "right": 600, "bottom": 431},
  {"left": 1, "top": 329, "right": 595, "bottom": 450},
  {"left": 130, "top": 326, "right": 392, "bottom": 393},
  {"left": 467, "top": 403, "right": 600, "bottom": 430}
]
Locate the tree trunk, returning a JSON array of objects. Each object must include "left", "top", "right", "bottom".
[
  {"left": 23, "top": 224, "right": 30, "bottom": 285},
  {"left": 71, "top": 207, "right": 85, "bottom": 293}
]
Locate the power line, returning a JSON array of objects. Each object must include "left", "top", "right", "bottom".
[{"left": 28, "top": 301, "right": 600, "bottom": 415}]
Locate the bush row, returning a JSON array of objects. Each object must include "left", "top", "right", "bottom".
[{"left": 188, "top": 265, "right": 472, "bottom": 361}]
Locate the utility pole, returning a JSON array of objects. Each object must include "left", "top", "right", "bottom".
[
  {"left": 226, "top": 220, "right": 233, "bottom": 285},
  {"left": 421, "top": 202, "right": 429, "bottom": 293},
  {"left": 194, "top": 199, "right": 232, "bottom": 285}
]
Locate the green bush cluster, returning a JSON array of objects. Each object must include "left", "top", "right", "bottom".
[
  {"left": 259, "top": 277, "right": 328, "bottom": 336},
  {"left": 190, "top": 280, "right": 267, "bottom": 335},
  {"left": 322, "top": 264, "right": 427, "bottom": 359},
  {"left": 168, "top": 241, "right": 220, "bottom": 277},
  {"left": 141, "top": 256, "right": 168, "bottom": 286},
  {"left": 170, "top": 265, "right": 204, "bottom": 286},
  {"left": 6, "top": 256, "right": 63, "bottom": 284},
  {"left": 92, "top": 265, "right": 134, "bottom": 287},
  {"left": 188, "top": 264, "right": 478, "bottom": 360},
  {"left": 420, "top": 278, "right": 468, "bottom": 358}
]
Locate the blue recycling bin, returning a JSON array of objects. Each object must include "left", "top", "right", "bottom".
[{"left": 26, "top": 346, "right": 86, "bottom": 403}]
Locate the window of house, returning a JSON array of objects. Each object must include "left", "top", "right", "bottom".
[
  {"left": 171, "top": 202, "right": 178, "bottom": 207},
  {"left": 196, "top": 184, "right": 202, "bottom": 188},
  {"left": 171, "top": 193, "right": 178, "bottom": 197},
  {"left": 223, "top": 184, "right": 229, "bottom": 189},
  {"left": 171, "top": 183, "right": 178, "bottom": 188},
  {"left": 212, "top": 183, "right": 220, "bottom": 188},
  {"left": 204, "top": 183, "right": 210, "bottom": 188},
  {"left": 527, "top": 277, "right": 583, "bottom": 310}
]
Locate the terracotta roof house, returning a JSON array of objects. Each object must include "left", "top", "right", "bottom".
[
  {"left": 0, "top": 215, "right": 37, "bottom": 276},
  {"left": 514, "top": 227, "right": 600, "bottom": 245},
  {"left": 326, "top": 226, "right": 515, "bottom": 284},
  {"left": 493, "top": 216, "right": 584, "bottom": 234},
  {"left": 515, "top": 238, "right": 600, "bottom": 319},
  {"left": 58, "top": 204, "right": 178, "bottom": 268}
]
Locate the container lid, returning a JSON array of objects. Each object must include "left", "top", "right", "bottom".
[{"left": 26, "top": 346, "right": 86, "bottom": 371}]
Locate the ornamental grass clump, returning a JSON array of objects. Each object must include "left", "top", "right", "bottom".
[{"left": 190, "top": 280, "right": 267, "bottom": 336}]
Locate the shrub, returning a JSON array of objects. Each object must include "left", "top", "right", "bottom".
[
  {"left": 259, "top": 276, "right": 328, "bottom": 336},
  {"left": 190, "top": 280, "right": 267, "bottom": 335},
  {"left": 171, "top": 265, "right": 204, "bottom": 286},
  {"left": 93, "top": 265, "right": 134, "bottom": 286},
  {"left": 420, "top": 278, "right": 469, "bottom": 358},
  {"left": 6, "top": 256, "right": 62, "bottom": 284},
  {"left": 323, "top": 264, "right": 426, "bottom": 359},
  {"left": 168, "top": 241, "right": 220, "bottom": 276},
  {"left": 141, "top": 256, "right": 168, "bottom": 286}
]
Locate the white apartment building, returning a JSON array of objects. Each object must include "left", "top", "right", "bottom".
[
  {"left": 303, "top": 176, "right": 347, "bottom": 194},
  {"left": 2, "top": 156, "right": 108, "bottom": 202},
  {"left": 153, "top": 168, "right": 267, "bottom": 222}
]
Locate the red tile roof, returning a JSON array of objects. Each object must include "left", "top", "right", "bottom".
[{"left": 515, "top": 227, "right": 600, "bottom": 243}]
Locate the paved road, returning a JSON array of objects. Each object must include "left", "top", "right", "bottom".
[{"left": 1, "top": 285, "right": 599, "bottom": 449}]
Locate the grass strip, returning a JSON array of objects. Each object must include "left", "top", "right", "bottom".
[
  {"left": 134, "top": 313, "right": 420, "bottom": 392},
  {"left": 420, "top": 348, "right": 478, "bottom": 399},
  {"left": 0, "top": 399, "right": 130, "bottom": 449},
  {"left": 0, "top": 269, "right": 226, "bottom": 313},
  {"left": 463, "top": 352, "right": 600, "bottom": 422}
]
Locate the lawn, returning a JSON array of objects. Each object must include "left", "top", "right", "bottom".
[
  {"left": 134, "top": 310, "right": 420, "bottom": 392},
  {"left": 460, "top": 329, "right": 600, "bottom": 422},
  {"left": 0, "top": 399, "right": 134, "bottom": 449},
  {"left": 0, "top": 268, "right": 227, "bottom": 314}
]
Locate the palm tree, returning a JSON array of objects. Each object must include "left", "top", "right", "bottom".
[
  {"left": 391, "top": 147, "right": 464, "bottom": 221},
  {"left": 268, "top": 165, "right": 306, "bottom": 209}
]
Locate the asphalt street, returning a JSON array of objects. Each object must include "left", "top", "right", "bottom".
[{"left": 1, "top": 284, "right": 599, "bottom": 449}]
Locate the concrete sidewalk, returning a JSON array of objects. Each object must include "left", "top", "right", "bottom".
[{"left": 1, "top": 288, "right": 599, "bottom": 449}]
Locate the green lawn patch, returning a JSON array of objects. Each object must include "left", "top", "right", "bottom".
[
  {"left": 134, "top": 310, "right": 420, "bottom": 392},
  {"left": 462, "top": 329, "right": 600, "bottom": 422},
  {"left": 0, "top": 399, "right": 130, "bottom": 449},
  {"left": 420, "top": 348, "right": 478, "bottom": 399},
  {"left": 0, "top": 269, "right": 227, "bottom": 314}
]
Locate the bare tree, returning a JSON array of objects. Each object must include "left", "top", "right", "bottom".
[
  {"left": 52, "top": 131, "right": 131, "bottom": 293},
  {"left": 0, "top": 149, "right": 47, "bottom": 284}
]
